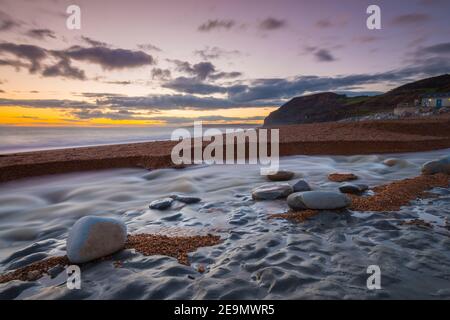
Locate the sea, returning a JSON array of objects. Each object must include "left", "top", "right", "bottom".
[{"left": 0, "top": 125, "right": 256, "bottom": 154}]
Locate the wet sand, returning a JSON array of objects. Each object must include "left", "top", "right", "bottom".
[
  {"left": 269, "top": 210, "right": 319, "bottom": 223},
  {"left": 1, "top": 116, "right": 450, "bottom": 183}
]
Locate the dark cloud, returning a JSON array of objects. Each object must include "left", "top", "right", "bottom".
[
  {"left": 168, "top": 59, "right": 241, "bottom": 81},
  {"left": 0, "top": 58, "right": 29, "bottom": 70},
  {"left": 197, "top": 115, "right": 264, "bottom": 121},
  {"left": 0, "top": 98, "right": 94, "bottom": 109},
  {"left": 391, "top": 13, "right": 431, "bottom": 26},
  {"left": 0, "top": 89, "right": 4, "bottom": 93},
  {"left": 0, "top": 42, "right": 154, "bottom": 78},
  {"left": 231, "top": 76, "right": 356, "bottom": 102},
  {"left": 315, "top": 19, "right": 333, "bottom": 28},
  {"left": 417, "top": 42, "right": 450, "bottom": 56},
  {"left": 65, "top": 46, "right": 155, "bottom": 70},
  {"left": 169, "top": 60, "right": 215, "bottom": 80},
  {"left": 0, "top": 43, "right": 47, "bottom": 72},
  {"left": 188, "top": 62, "right": 215, "bottom": 80},
  {"left": 2, "top": 94, "right": 244, "bottom": 112},
  {"left": 194, "top": 46, "right": 241, "bottom": 60},
  {"left": 72, "top": 109, "right": 153, "bottom": 121},
  {"left": 42, "top": 57, "right": 86, "bottom": 80},
  {"left": 148, "top": 115, "right": 265, "bottom": 124},
  {"left": 0, "top": 43, "right": 87, "bottom": 79},
  {"left": 137, "top": 43, "right": 162, "bottom": 52},
  {"left": 97, "top": 94, "right": 239, "bottom": 110},
  {"left": 151, "top": 68, "right": 171, "bottom": 81},
  {"left": 162, "top": 77, "right": 246, "bottom": 96},
  {"left": 198, "top": 19, "right": 236, "bottom": 32},
  {"left": 163, "top": 77, "right": 227, "bottom": 95},
  {"left": 315, "top": 17, "right": 348, "bottom": 29},
  {"left": 26, "top": 29, "right": 56, "bottom": 40},
  {"left": 81, "top": 36, "right": 109, "bottom": 47},
  {"left": 0, "top": 20, "right": 16, "bottom": 32},
  {"left": 163, "top": 59, "right": 242, "bottom": 95},
  {"left": 314, "top": 49, "right": 336, "bottom": 62},
  {"left": 258, "top": 17, "right": 287, "bottom": 30},
  {"left": 104, "top": 80, "right": 132, "bottom": 85},
  {"left": 168, "top": 59, "right": 191, "bottom": 73},
  {"left": 209, "top": 71, "right": 242, "bottom": 80},
  {"left": 0, "top": 10, "right": 20, "bottom": 32},
  {"left": 79, "top": 92, "right": 125, "bottom": 98},
  {"left": 302, "top": 46, "right": 337, "bottom": 62}
]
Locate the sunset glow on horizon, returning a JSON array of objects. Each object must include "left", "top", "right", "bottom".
[{"left": 0, "top": 105, "right": 275, "bottom": 126}]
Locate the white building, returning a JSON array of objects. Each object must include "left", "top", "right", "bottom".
[{"left": 421, "top": 93, "right": 450, "bottom": 108}]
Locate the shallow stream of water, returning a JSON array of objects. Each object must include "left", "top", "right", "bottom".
[{"left": 1, "top": 149, "right": 450, "bottom": 299}]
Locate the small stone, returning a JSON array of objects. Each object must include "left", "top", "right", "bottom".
[
  {"left": 252, "top": 183, "right": 293, "bottom": 200},
  {"left": 383, "top": 158, "right": 399, "bottom": 167},
  {"left": 287, "top": 191, "right": 351, "bottom": 210},
  {"left": 328, "top": 173, "right": 358, "bottom": 182},
  {"left": 149, "top": 198, "right": 174, "bottom": 210},
  {"left": 47, "top": 265, "right": 65, "bottom": 278},
  {"left": 66, "top": 216, "right": 127, "bottom": 264},
  {"left": 197, "top": 265, "right": 205, "bottom": 273},
  {"left": 339, "top": 183, "right": 368, "bottom": 194},
  {"left": 422, "top": 156, "right": 450, "bottom": 175},
  {"left": 266, "top": 171, "right": 295, "bottom": 181},
  {"left": 171, "top": 195, "right": 201, "bottom": 204},
  {"left": 292, "top": 180, "right": 311, "bottom": 192},
  {"left": 26, "top": 270, "right": 41, "bottom": 281}
]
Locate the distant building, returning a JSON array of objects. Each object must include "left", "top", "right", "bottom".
[
  {"left": 394, "top": 102, "right": 416, "bottom": 116},
  {"left": 420, "top": 93, "right": 450, "bottom": 108}
]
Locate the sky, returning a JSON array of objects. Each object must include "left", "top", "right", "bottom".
[{"left": 0, "top": 0, "right": 449, "bottom": 126}]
